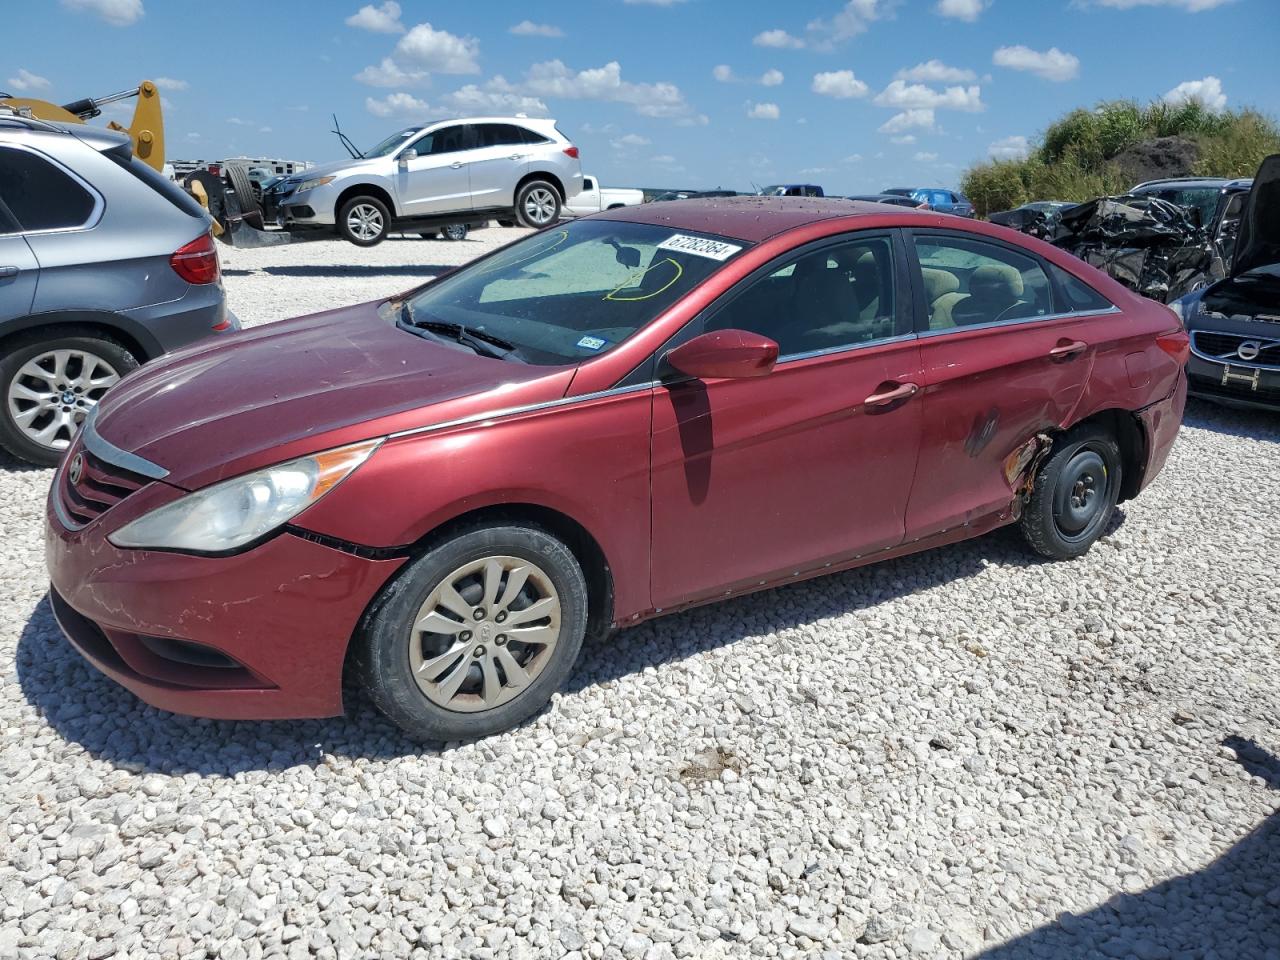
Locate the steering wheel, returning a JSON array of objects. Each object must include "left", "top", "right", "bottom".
[{"left": 992, "top": 300, "right": 1030, "bottom": 323}]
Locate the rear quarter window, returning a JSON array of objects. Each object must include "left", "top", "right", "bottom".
[
  {"left": 0, "top": 145, "right": 97, "bottom": 231},
  {"left": 1049, "top": 262, "right": 1114, "bottom": 313}
]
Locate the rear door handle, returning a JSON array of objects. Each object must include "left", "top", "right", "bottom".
[
  {"left": 0, "top": 266, "right": 18, "bottom": 279},
  {"left": 1049, "top": 339, "right": 1088, "bottom": 360},
  {"left": 864, "top": 381, "right": 919, "bottom": 408},
  {"left": 450, "top": 161, "right": 465, "bottom": 169},
  {"left": 508, "top": 153, "right": 526, "bottom": 160}
]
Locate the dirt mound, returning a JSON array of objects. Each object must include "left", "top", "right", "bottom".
[{"left": 1110, "top": 136, "right": 1201, "bottom": 187}]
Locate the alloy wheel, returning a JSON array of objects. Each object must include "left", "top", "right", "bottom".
[
  {"left": 347, "top": 203, "right": 384, "bottom": 241},
  {"left": 409, "top": 555, "right": 562, "bottom": 713},
  {"left": 5, "top": 349, "right": 120, "bottom": 452},
  {"left": 523, "top": 188, "right": 558, "bottom": 226}
]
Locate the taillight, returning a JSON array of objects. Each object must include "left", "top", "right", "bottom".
[
  {"left": 563, "top": 145, "right": 580, "bottom": 159},
  {"left": 207, "top": 164, "right": 220, "bottom": 176},
  {"left": 170, "top": 233, "right": 220, "bottom": 284},
  {"left": 1156, "top": 330, "right": 1190, "bottom": 365}
]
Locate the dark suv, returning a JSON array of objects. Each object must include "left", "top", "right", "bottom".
[
  {"left": 884, "top": 187, "right": 976, "bottom": 218},
  {"left": 1128, "top": 176, "right": 1252, "bottom": 267},
  {"left": 0, "top": 110, "right": 234, "bottom": 465}
]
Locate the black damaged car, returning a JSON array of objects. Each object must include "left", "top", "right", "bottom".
[{"left": 1172, "top": 155, "right": 1280, "bottom": 412}]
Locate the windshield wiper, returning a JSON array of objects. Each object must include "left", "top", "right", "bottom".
[{"left": 398, "top": 303, "right": 524, "bottom": 361}]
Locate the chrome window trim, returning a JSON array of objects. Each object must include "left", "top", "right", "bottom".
[
  {"left": 774, "top": 330, "right": 917, "bottom": 365},
  {"left": 916, "top": 305, "right": 1122, "bottom": 339},
  {"left": 80, "top": 406, "right": 170, "bottom": 480},
  {"left": 0, "top": 141, "right": 104, "bottom": 238},
  {"left": 389, "top": 381, "right": 659, "bottom": 440},
  {"left": 1189, "top": 331, "right": 1280, "bottom": 371}
]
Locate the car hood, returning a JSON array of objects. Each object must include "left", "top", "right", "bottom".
[
  {"left": 285, "top": 157, "right": 382, "bottom": 183},
  {"left": 92, "top": 300, "right": 574, "bottom": 490},
  {"left": 1231, "top": 153, "right": 1280, "bottom": 279}
]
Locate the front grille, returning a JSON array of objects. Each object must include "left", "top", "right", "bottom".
[
  {"left": 59, "top": 448, "right": 150, "bottom": 527},
  {"left": 1191, "top": 331, "right": 1280, "bottom": 367}
]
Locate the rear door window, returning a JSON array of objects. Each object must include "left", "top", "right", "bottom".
[
  {"left": 474, "top": 124, "right": 525, "bottom": 148},
  {"left": 0, "top": 146, "right": 97, "bottom": 232},
  {"left": 914, "top": 234, "right": 1053, "bottom": 330},
  {"left": 1048, "top": 262, "right": 1113, "bottom": 313}
]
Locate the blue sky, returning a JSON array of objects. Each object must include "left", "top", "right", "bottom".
[{"left": 6, "top": 0, "right": 1277, "bottom": 192}]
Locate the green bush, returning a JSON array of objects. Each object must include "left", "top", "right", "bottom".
[{"left": 962, "top": 97, "right": 1280, "bottom": 217}]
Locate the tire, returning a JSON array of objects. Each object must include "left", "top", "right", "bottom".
[
  {"left": 338, "top": 196, "right": 391, "bottom": 247},
  {"left": 224, "top": 164, "right": 264, "bottom": 230},
  {"left": 514, "top": 180, "right": 561, "bottom": 228},
  {"left": 497, "top": 219, "right": 516, "bottom": 228},
  {"left": 0, "top": 328, "right": 139, "bottom": 467},
  {"left": 1019, "top": 422, "right": 1123, "bottom": 561},
  {"left": 353, "top": 524, "right": 589, "bottom": 742},
  {"left": 440, "top": 223, "right": 468, "bottom": 241}
]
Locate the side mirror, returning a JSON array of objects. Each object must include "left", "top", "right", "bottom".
[
  {"left": 398, "top": 148, "right": 418, "bottom": 166},
  {"left": 664, "top": 329, "right": 779, "bottom": 381}
]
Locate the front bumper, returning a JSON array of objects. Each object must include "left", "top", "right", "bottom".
[
  {"left": 271, "top": 182, "right": 339, "bottom": 227},
  {"left": 1186, "top": 351, "right": 1280, "bottom": 411},
  {"left": 45, "top": 485, "right": 405, "bottom": 720}
]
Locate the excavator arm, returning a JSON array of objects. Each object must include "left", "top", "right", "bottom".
[{"left": 0, "top": 80, "right": 165, "bottom": 171}]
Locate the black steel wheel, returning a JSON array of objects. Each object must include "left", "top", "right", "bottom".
[{"left": 1019, "top": 422, "right": 1122, "bottom": 560}]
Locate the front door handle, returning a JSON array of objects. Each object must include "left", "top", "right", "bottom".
[
  {"left": 0, "top": 266, "right": 18, "bottom": 279},
  {"left": 508, "top": 153, "right": 526, "bottom": 161},
  {"left": 1049, "top": 339, "right": 1088, "bottom": 360},
  {"left": 450, "top": 161, "right": 465, "bottom": 169},
  {"left": 864, "top": 381, "right": 919, "bottom": 408}
]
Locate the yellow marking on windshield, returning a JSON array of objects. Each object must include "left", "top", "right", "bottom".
[
  {"left": 477, "top": 229, "right": 570, "bottom": 275},
  {"left": 603, "top": 258, "right": 683, "bottom": 301}
]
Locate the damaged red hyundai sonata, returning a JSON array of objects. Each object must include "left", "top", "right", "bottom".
[{"left": 46, "top": 198, "right": 1188, "bottom": 742}]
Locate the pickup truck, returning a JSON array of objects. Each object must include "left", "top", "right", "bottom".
[{"left": 563, "top": 175, "right": 644, "bottom": 217}]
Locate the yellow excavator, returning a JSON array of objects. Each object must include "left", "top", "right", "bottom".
[{"left": 0, "top": 80, "right": 165, "bottom": 171}]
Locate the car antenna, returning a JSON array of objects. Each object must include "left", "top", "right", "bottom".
[{"left": 331, "top": 113, "right": 364, "bottom": 159}]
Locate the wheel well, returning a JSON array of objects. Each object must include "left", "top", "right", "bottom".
[
  {"left": 335, "top": 183, "right": 396, "bottom": 217},
  {"left": 0, "top": 319, "right": 150, "bottom": 364},
  {"left": 1064, "top": 409, "right": 1147, "bottom": 502},
  {"left": 516, "top": 172, "right": 565, "bottom": 204},
  {"left": 606, "top": 203, "right": 625, "bottom": 210},
  {"left": 411, "top": 503, "right": 613, "bottom": 639}
]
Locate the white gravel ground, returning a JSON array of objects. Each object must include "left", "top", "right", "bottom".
[{"left": 2, "top": 231, "right": 1279, "bottom": 960}]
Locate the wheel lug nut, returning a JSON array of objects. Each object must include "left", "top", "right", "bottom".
[
  {"left": 473, "top": 646, "right": 486, "bottom": 657},
  {"left": 495, "top": 635, "right": 507, "bottom": 646},
  {"left": 494, "top": 612, "right": 506, "bottom": 623},
  {"left": 460, "top": 630, "right": 472, "bottom": 641},
  {"left": 473, "top": 608, "right": 486, "bottom": 620}
]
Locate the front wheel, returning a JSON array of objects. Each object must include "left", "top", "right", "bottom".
[
  {"left": 0, "top": 329, "right": 138, "bottom": 466},
  {"left": 1019, "top": 423, "right": 1122, "bottom": 560},
  {"left": 515, "top": 180, "right": 561, "bottom": 228},
  {"left": 353, "top": 524, "right": 589, "bottom": 742},
  {"left": 338, "top": 196, "right": 391, "bottom": 246}
]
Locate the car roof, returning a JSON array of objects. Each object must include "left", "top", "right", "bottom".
[
  {"left": 1130, "top": 177, "right": 1252, "bottom": 192},
  {"left": 594, "top": 195, "right": 924, "bottom": 243}
]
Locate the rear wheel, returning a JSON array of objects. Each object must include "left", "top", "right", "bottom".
[
  {"left": 440, "top": 223, "right": 468, "bottom": 241},
  {"left": 515, "top": 180, "right": 561, "bottom": 228},
  {"left": 338, "top": 196, "right": 391, "bottom": 246},
  {"left": 0, "top": 329, "right": 138, "bottom": 466},
  {"left": 353, "top": 524, "right": 588, "bottom": 742},
  {"left": 1019, "top": 423, "right": 1122, "bottom": 560}
]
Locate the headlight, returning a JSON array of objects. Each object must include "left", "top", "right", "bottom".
[
  {"left": 108, "top": 439, "right": 380, "bottom": 553},
  {"left": 1168, "top": 299, "right": 1184, "bottom": 322},
  {"left": 295, "top": 176, "right": 335, "bottom": 193}
]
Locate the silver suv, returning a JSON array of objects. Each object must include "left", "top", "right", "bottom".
[
  {"left": 0, "top": 111, "right": 234, "bottom": 465},
  {"left": 265, "top": 116, "right": 583, "bottom": 246}
]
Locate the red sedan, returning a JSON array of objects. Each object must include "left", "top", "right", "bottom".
[{"left": 45, "top": 198, "right": 1189, "bottom": 741}]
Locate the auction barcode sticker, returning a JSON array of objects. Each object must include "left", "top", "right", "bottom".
[{"left": 657, "top": 234, "right": 743, "bottom": 261}]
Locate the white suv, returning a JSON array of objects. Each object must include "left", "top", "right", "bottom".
[{"left": 265, "top": 117, "right": 583, "bottom": 246}]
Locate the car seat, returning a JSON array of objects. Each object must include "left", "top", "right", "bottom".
[{"left": 951, "top": 264, "right": 1025, "bottom": 326}]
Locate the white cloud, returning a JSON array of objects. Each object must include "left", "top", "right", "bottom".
[
  {"left": 747, "top": 102, "right": 781, "bottom": 120},
  {"left": 651, "top": 154, "right": 679, "bottom": 164},
  {"left": 510, "top": 20, "right": 563, "bottom": 37},
  {"left": 761, "top": 68, "right": 784, "bottom": 87},
  {"left": 874, "top": 80, "right": 984, "bottom": 112},
  {"left": 1163, "top": 75, "right": 1226, "bottom": 111},
  {"left": 988, "top": 134, "right": 1030, "bottom": 159},
  {"left": 753, "top": 28, "right": 805, "bottom": 49},
  {"left": 60, "top": 0, "right": 142, "bottom": 26},
  {"left": 843, "top": 153, "right": 863, "bottom": 162},
  {"left": 895, "top": 59, "right": 976, "bottom": 84},
  {"left": 812, "top": 70, "right": 869, "bottom": 99},
  {"left": 914, "top": 151, "right": 939, "bottom": 162},
  {"left": 226, "top": 117, "right": 248, "bottom": 126},
  {"left": 395, "top": 22, "right": 481, "bottom": 74},
  {"left": 523, "top": 60, "right": 694, "bottom": 119},
  {"left": 259, "top": 126, "right": 272, "bottom": 133},
  {"left": 806, "top": 0, "right": 897, "bottom": 48},
  {"left": 935, "top": 0, "right": 988, "bottom": 20},
  {"left": 365, "top": 92, "right": 430, "bottom": 118},
  {"left": 345, "top": 1, "right": 403, "bottom": 33},
  {"left": 149, "top": 76, "right": 187, "bottom": 92},
  {"left": 354, "top": 57, "right": 428, "bottom": 88},
  {"left": 439, "top": 84, "right": 549, "bottom": 116},
  {"left": 879, "top": 108, "right": 936, "bottom": 134},
  {"left": 612, "top": 133, "right": 651, "bottom": 148},
  {"left": 185, "top": 132, "right": 201, "bottom": 141},
  {"left": 712, "top": 64, "right": 735, "bottom": 83},
  {"left": 1087, "top": 0, "right": 1230, "bottom": 9},
  {"left": 892, "top": 135, "right": 917, "bottom": 144},
  {"left": 6, "top": 68, "right": 50, "bottom": 92},
  {"left": 992, "top": 45, "right": 1080, "bottom": 82},
  {"left": 625, "top": 0, "right": 687, "bottom": 4}
]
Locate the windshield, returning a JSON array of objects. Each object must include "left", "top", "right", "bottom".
[
  {"left": 365, "top": 126, "right": 426, "bottom": 158},
  {"left": 1134, "top": 187, "right": 1221, "bottom": 228},
  {"left": 401, "top": 219, "right": 751, "bottom": 365}
]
